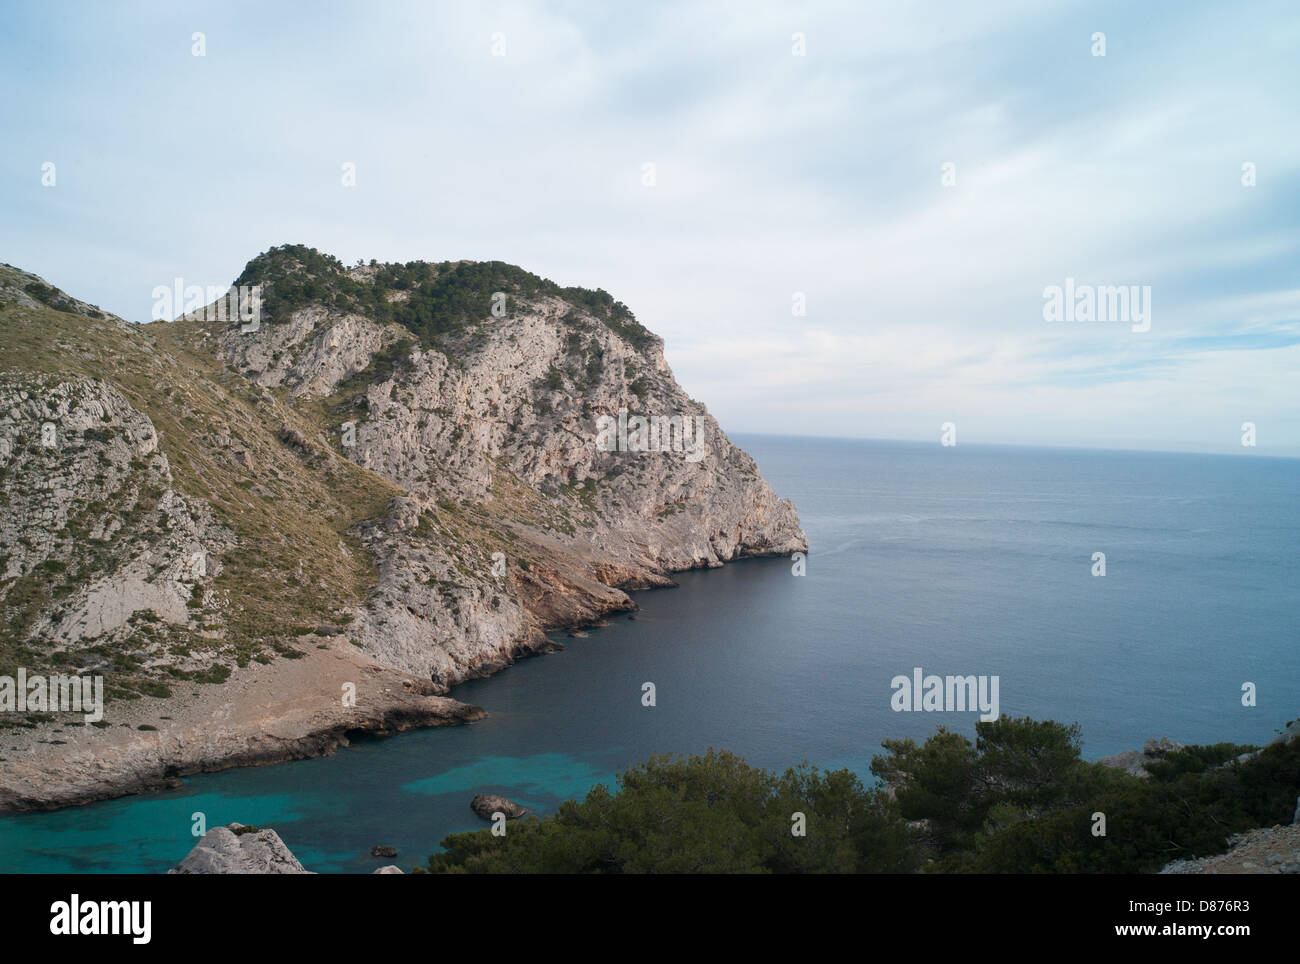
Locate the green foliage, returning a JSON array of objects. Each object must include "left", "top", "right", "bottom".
[
  {"left": 335, "top": 333, "right": 416, "bottom": 393},
  {"left": 871, "top": 715, "right": 1296, "bottom": 874},
  {"left": 871, "top": 726, "right": 984, "bottom": 852},
  {"left": 235, "top": 244, "right": 658, "bottom": 353},
  {"left": 424, "top": 720, "right": 1299, "bottom": 874},
  {"left": 427, "top": 749, "right": 916, "bottom": 874},
  {"left": 869, "top": 717, "right": 1090, "bottom": 857},
  {"left": 1143, "top": 742, "right": 1249, "bottom": 781},
  {"left": 23, "top": 281, "right": 103, "bottom": 318}
]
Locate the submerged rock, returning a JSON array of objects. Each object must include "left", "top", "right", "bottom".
[
  {"left": 471, "top": 794, "right": 528, "bottom": 820},
  {"left": 371, "top": 845, "right": 398, "bottom": 858},
  {"left": 168, "top": 823, "right": 312, "bottom": 874}
]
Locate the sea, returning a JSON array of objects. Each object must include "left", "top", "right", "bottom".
[{"left": 1, "top": 435, "right": 1296, "bottom": 872}]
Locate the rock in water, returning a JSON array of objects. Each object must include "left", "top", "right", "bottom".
[
  {"left": 373, "top": 865, "right": 404, "bottom": 874},
  {"left": 371, "top": 844, "right": 398, "bottom": 857},
  {"left": 471, "top": 794, "right": 528, "bottom": 820},
  {"left": 168, "top": 823, "right": 312, "bottom": 874}
]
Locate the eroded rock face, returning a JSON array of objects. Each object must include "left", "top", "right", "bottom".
[
  {"left": 216, "top": 306, "right": 402, "bottom": 398},
  {"left": 471, "top": 794, "right": 528, "bottom": 820},
  {"left": 0, "top": 374, "right": 232, "bottom": 655},
  {"left": 168, "top": 824, "right": 312, "bottom": 874},
  {"left": 0, "top": 254, "right": 807, "bottom": 813},
  {"left": 216, "top": 280, "right": 807, "bottom": 686}
]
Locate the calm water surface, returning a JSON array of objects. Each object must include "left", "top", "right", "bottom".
[{"left": 2, "top": 437, "right": 1296, "bottom": 872}]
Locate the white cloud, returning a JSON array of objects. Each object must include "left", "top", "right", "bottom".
[{"left": 2, "top": 0, "right": 1297, "bottom": 453}]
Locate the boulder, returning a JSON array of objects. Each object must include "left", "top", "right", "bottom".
[
  {"left": 168, "top": 823, "right": 312, "bottom": 874},
  {"left": 371, "top": 845, "right": 398, "bottom": 858},
  {"left": 470, "top": 794, "right": 528, "bottom": 820}
]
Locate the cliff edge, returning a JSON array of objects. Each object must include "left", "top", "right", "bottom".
[{"left": 0, "top": 249, "right": 806, "bottom": 812}]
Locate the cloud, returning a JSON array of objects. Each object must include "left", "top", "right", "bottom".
[{"left": 1, "top": 0, "right": 1296, "bottom": 454}]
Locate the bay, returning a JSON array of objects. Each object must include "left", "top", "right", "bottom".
[{"left": 2, "top": 436, "right": 1296, "bottom": 873}]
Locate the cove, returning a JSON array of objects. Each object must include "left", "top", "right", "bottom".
[{"left": 0, "top": 435, "right": 1296, "bottom": 873}]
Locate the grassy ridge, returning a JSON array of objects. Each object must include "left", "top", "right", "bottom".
[{"left": 0, "top": 289, "right": 398, "bottom": 714}]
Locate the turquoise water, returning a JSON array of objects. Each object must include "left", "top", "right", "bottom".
[{"left": 1, "top": 436, "right": 1297, "bottom": 872}]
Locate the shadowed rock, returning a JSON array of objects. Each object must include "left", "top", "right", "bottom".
[
  {"left": 1098, "top": 736, "right": 1185, "bottom": 778},
  {"left": 471, "top": 794, "right": 528, "bottom": 820}
]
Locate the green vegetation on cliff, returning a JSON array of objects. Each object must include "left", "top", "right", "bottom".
[
  {"left": 0, "top": 265, "right": 399, "bottom": 708},
  {"left": 235, "top": 244, "right": 657, "bottom": 352},
  {"left": 423, "top": 716, "right": 1300, "bottom": 874}
]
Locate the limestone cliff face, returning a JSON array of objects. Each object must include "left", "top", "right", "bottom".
[
  {"left": 0, "top": 372, "right": 231, "bottom": 659},
  {"left": 0, "top": 249, "right": 805, "bottom": 809},
  {"left": 210, "top": 250, "right": 807, "bottom": 687}
]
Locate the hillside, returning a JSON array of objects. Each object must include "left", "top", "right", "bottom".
[{"left": 0, "top": 248, "right": 806, "bottom": 811}]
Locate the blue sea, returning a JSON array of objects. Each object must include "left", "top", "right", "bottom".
[{"left": 1, "top": 436, "right": 1296, "bottom": 872}]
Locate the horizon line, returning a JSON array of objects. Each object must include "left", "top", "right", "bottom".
[{"left": 726, "top": 430, "right": 1300, "bottom": 462}]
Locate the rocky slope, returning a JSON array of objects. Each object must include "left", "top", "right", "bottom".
[
  {"left": 1159, "top": 821, "right": 1300, "bottom": 874},
  {"left": 0, "top": 248, "right": 806, "bottom": 811}
]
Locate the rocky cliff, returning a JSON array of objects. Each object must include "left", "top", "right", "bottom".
[{"left": 0, "top": 248, "right": 806, "bottom": 811}]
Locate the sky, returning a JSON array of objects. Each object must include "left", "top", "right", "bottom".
[{"left": 2, "top": 0, "right": 1297, "bottom": 455}]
